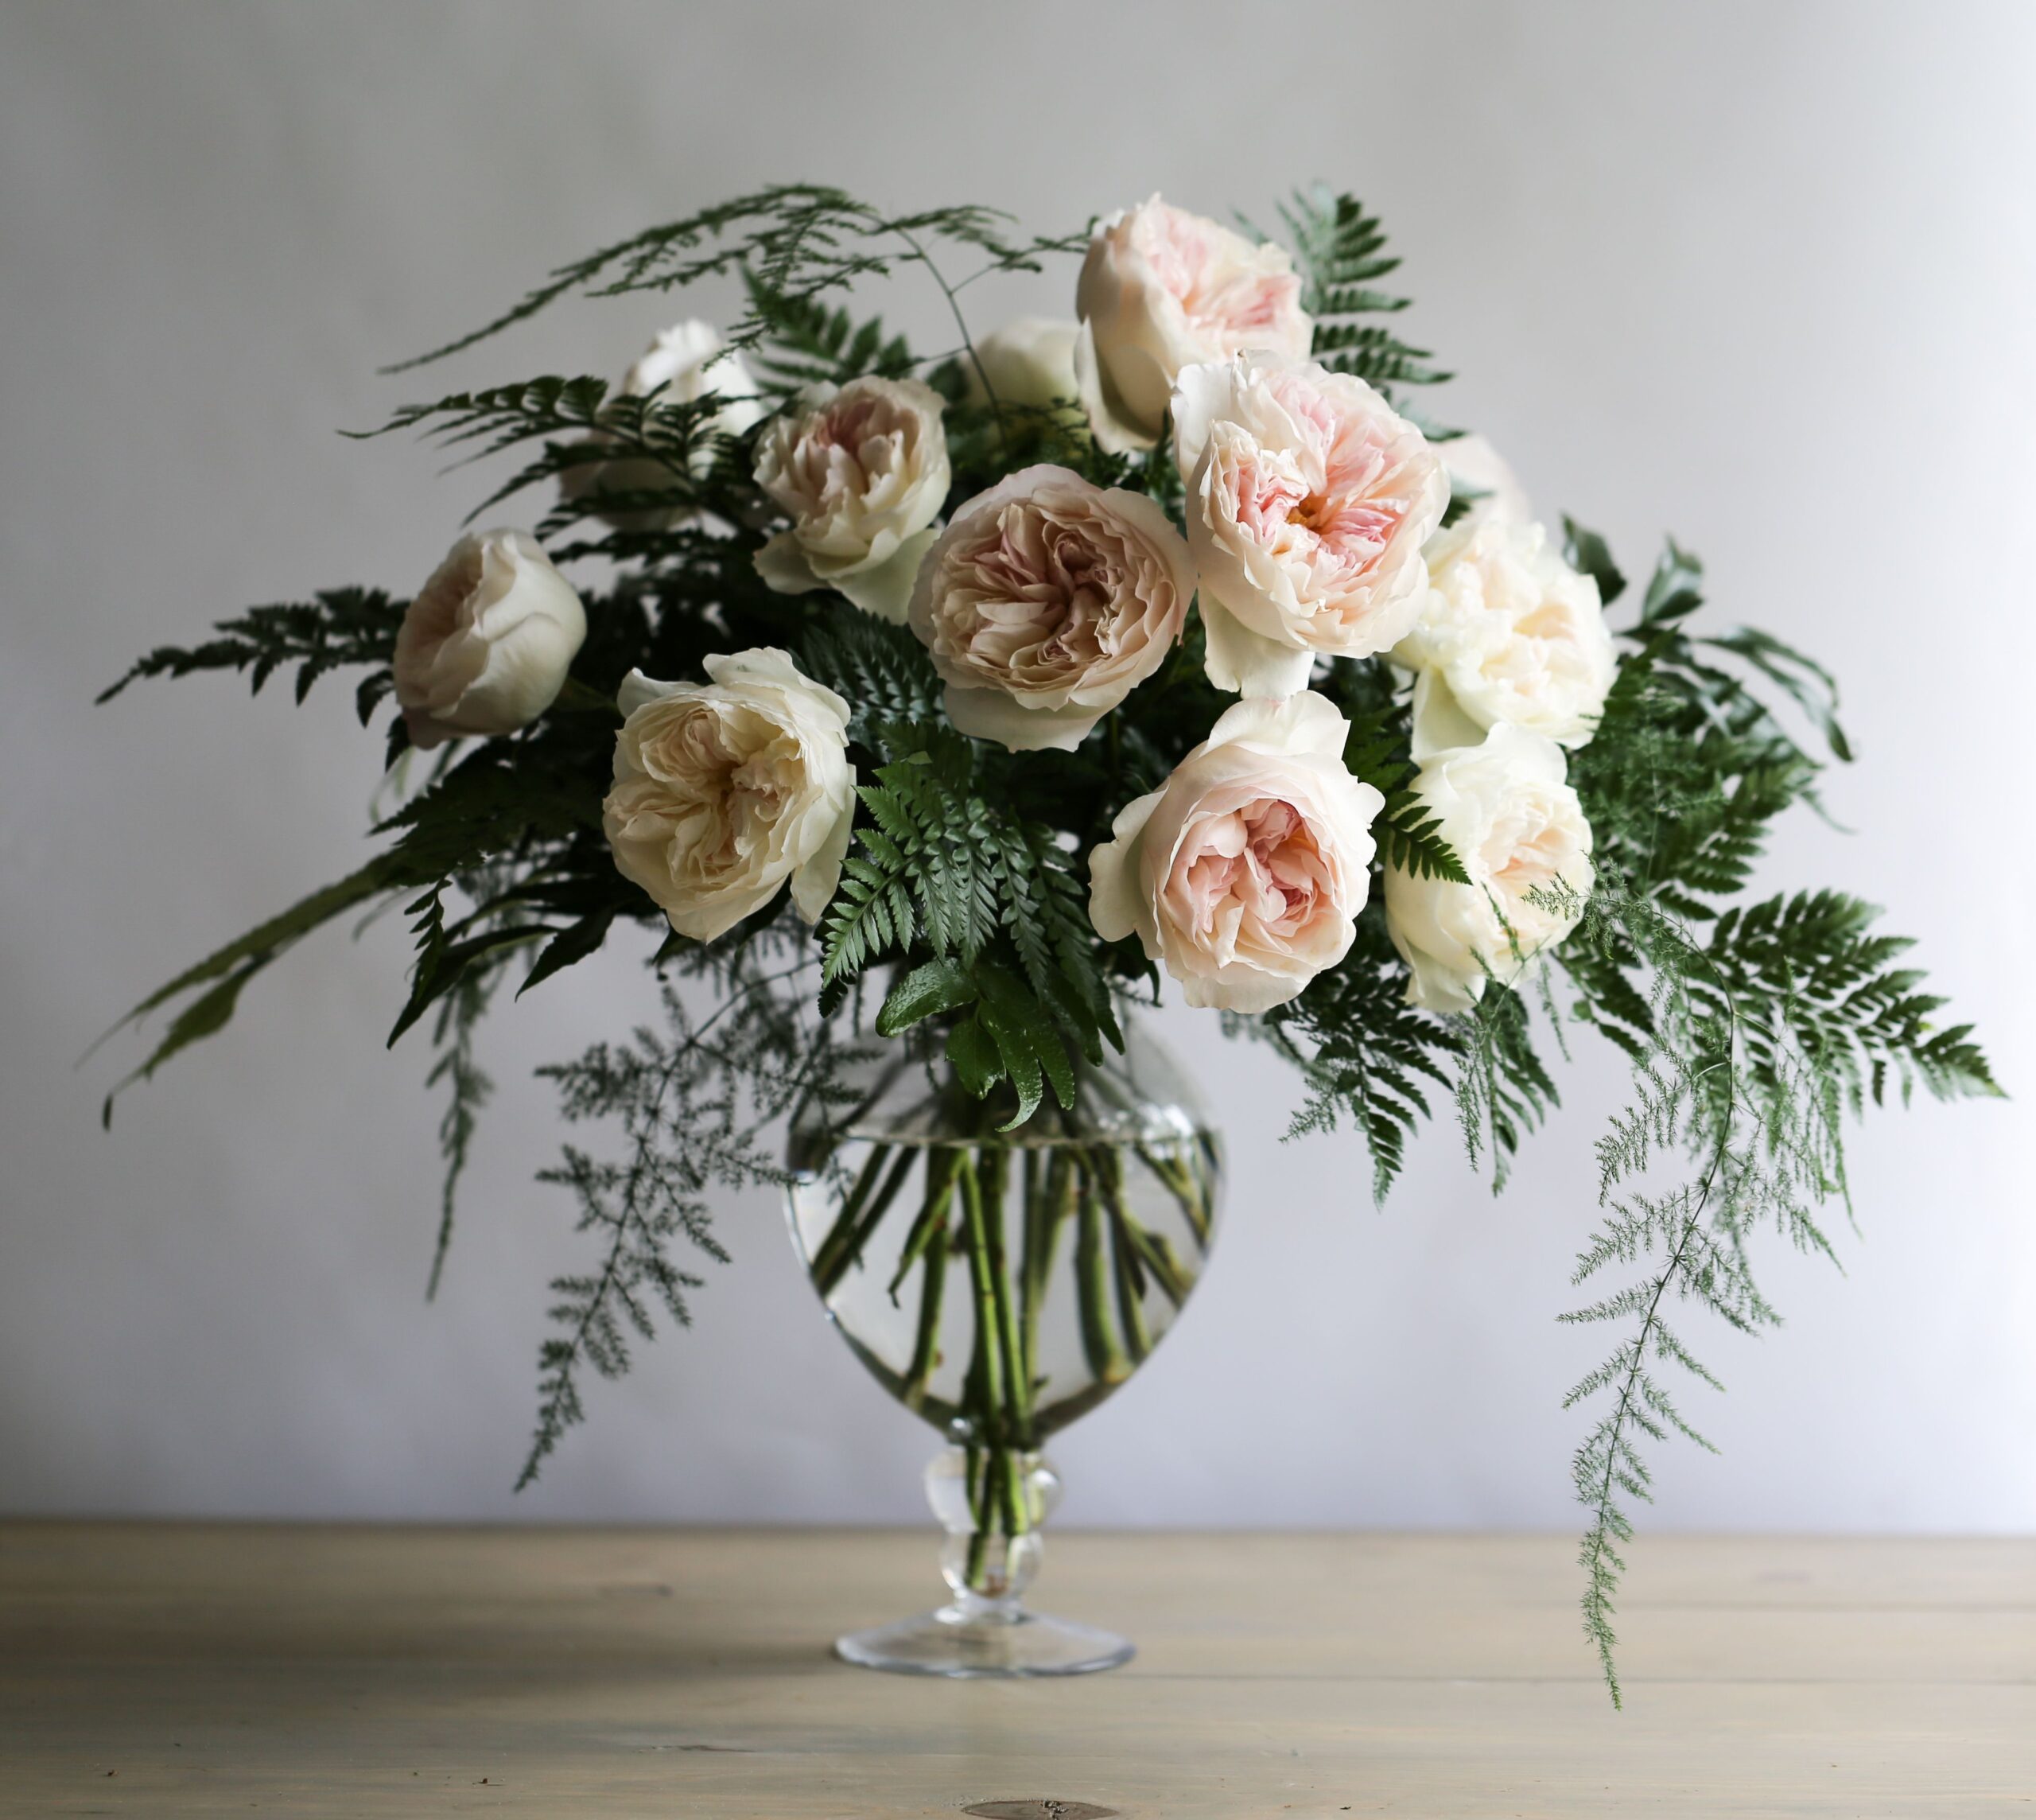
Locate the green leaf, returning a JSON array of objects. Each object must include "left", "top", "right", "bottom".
[
  {"left": 975, "top": 962, "right": 1077, "bottom": 1117},
  {"left": 1561, "top": 517, "right": 1628, "bottom": 607},
  {"left": 102, "top": 861, "right": 397, "bottom": 1035},
  {"left": 876, "top": 958, "right": 978, "bottom": 1036},
  {"left": 388, "top": 927, "right": 550, "bottom": 1048},
  {"left": 946, "top": 1014, "right": 1003, "bottom": 1100},
  {"left": 518, "top": 911, "right": 617, "bottom": 998},
  {"left": 101, "top": 961, "right": 266, "bottom": 1127}
]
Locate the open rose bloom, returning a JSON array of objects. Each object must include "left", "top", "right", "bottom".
[
  {"left": 1074, "top": 196, "right": 1313, "bottom": 453},
  {"left": 1174, "top": 356, "right": 1449, "bottom": 698},
  {"left": 752, "top": 376, "right": 950, "bottom": 623},
  {"left": 1397, "top": 519, "right": 1616, "bottom": 755},
  {"left": 602, "top": 650, "right": 856, "bottom": 943},
  {"left": 1382, "top": 725, "right": 1593, "bottom": 1013},
  {"left": 1090, "top": 693, "right": 1384, "bottom": 1013},
  {"left": 907, "top": 465, "right": 1194, "bottom": 752}
]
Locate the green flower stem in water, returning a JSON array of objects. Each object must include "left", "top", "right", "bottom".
[
  {"left": 1098, "top": 1151, "right": 1153, "bottom": 1370},
  {"left": 1072, "top": 1155, "right": 1131, "bottom": 1390},
  {"left": 899, "top": 1219, "right": 948, "bottom": 1412},
  {"left": 802, "top": 1107, "right": 1218, "bottom": 1599},
  {"left": 884, "top": 1148, "right": 962, "bottom": 1305},
  {"left": 811, "top": 1141, "right": 915, "bottom": 1296},
  {"left": 1133, "top": 1141, "right": 1214, "bottom": 1250},
  {"left": 1018, "top": 1149, "right": 1075, "bottom": 1402}
]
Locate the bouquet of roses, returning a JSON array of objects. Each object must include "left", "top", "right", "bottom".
[{"left": 100, "top": 185, "right": 1995, "bottom": 1694}]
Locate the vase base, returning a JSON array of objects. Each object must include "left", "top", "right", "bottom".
[{"left": 833, "top": 1603, "right": 1134, "bottom": 1678}]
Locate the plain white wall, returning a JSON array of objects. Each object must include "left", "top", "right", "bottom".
[{"left": 1, "top": 0, "right": 2030, "bottom": 1534}]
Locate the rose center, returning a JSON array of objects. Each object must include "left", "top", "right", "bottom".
[{"left": 1180, "top": 799, "right": 1325, "bottom": 941}]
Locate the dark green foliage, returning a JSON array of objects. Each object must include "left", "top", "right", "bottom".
[
  {"left": 742, "top": 273, "right": 914, "bottom": 391},
  {"left": 1454, "top": 979, "right": 1561, "bottom": 1190},
  {"left": 520, "top": 959, "right": 857, "bottom": 1487},
  {"left": 818, "top": 714, "right": 1114, "bottom": 1126},
  {"left": 798, "top": 616, "right": 945, "bottom": 748},
  {"left": 95, "top": 858, "right": 402, "bottom": 1124},
  {"left": 356, "top": 376, "right": 745, "bottom": 534},
  {"left": 390, "top": 184, "right": 1085, "bottom": 375},
  {"left": 1547, "top": 533, "right": 2001, "bottom": 1701},
  {"left": 1339, "top": 705, "right": 1469, "bottom": 885},
  {"left": 1257, "top": 911, "right": 1459, "bottom": 1204},
  {"left": 96, "top": 587, "right": 405, "bottom": 721},
  {"left": 424, "top": 961, "right": 501, "bottom": 1301},
  {"left": 1276, "top": 188, "right": 1451, "bottom": 408}
]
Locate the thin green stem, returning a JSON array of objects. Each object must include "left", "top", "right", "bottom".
[
  {"left": 811, "top": 1143, "right": 917, "bottom": 1297},
  {"left": 884, "top": 1148, "right": 960, "bottom": 1304},
  {"left": 1083, "top": 1145, "right": 1154, "bottom": 1363},
  {"left": 899, "top": 1219, "right": 948, "bottom": 1411},
  {"left": 1073, "top": 1152, "right": 1130, "bottom": 1388}
]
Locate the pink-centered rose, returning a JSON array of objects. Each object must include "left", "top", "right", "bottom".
[
  {"left": 1074, "top": 196, "right": 1313, "bottom": 454},
  {"left": 1088, "top": 693, "right": 1384, "bottom": 1013},
  {"left": 752, "top": 376, "right": 950, "bottom": 623},
  {"left": 1172, "top": 355, "right": 1449, "bottom": 699},
  {"left": 907, "top": 465, "right": 1194, "bottom": 752}
]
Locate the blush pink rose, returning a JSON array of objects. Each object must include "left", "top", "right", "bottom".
[
  {"left": 1074, "top": 196, "right": 1313, "bottom": 453},
  {"left": 1088, "top": 693, "right": 1384, "bottom": 1013},
  {"left": 1171, "top": 354, "right": 1449, "bottom": 698},
  {"left": 907, "top": 465, "right": 1195, "bottom": 752},
  {"left": 752, "top": 376, "right": 951, "bottom": 623}
]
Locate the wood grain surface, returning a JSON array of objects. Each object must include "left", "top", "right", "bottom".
[{"left": 2, "top": 1523, "right": 2030, "bottom": 1815}]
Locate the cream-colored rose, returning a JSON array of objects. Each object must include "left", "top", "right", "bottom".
[
  {"left": 602, "top": 649, "right": 856, "bottom": 942},
  {"left": 907, "top": 465, "right": 1193, "bottom": 752},
  {"left": 967, "top": 317, "right": 1082, "bottom": 410},
  {"left": 1397, "top": 519, "right": 1615, "bottom": 756},
  {"left": 752, "top": 376, "right": 951, "bottom": 623},
  {"left": 1074, "top": 196, "right": 1313, "bottom": 453},
  {"left": 391, "top": 528, "right": 586, "bottom": 749},
  {"left": 1172, "top": 355, "right": 1449, "bottom": 698},
  {"left": 561, "top": 320, "right": 766, "bottom": 530},
  {"left": 1089, "top": 693, "right": 1383, "bottom": 1013},
  {"left": 1382, "top": 724, "right": 1592, "bottom": 1013}
]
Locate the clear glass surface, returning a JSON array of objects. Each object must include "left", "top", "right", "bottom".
[{"left": 786, "top": 1019, "right": 1221, "bottom": 1677}]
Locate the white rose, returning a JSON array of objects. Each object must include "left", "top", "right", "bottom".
[
  {"left": 752, "top": 376, "right": 951, "bottom": 623},
  {"left": 1088, "top": 693, "right": 1384, "bottom": 1013},
  {"left": 391, "top": 528, "right": 586, "bottom": 749},
  {"left": 1074, "top": 196, "right": 1314, "bottom": 454},
  {"left": 967, "top": 317, "right": 1082, "bottom": 411},
  {"left": 1397, "top": 519, "right": 1616, "bottom": 756},
  {"left": 908, "top": 465, "right": 1194, "bottom": 752},
  {"left": 561, "top": 320, "right": 766, "bottom": 530},
  {"left": 602, "top": 649, "right": 856, "bottom": 942},
  {"left": 1439, "top": 432, "right": 1533, "bottom": 532},
  {"left": 1381, "top": 724, "right": 1593, "bottom": 1013},
  {"left": 1172, "top": 354, "right": 1450, "bottom": 698}
]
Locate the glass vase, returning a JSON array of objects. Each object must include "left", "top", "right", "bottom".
[{"left": 786, "top": 1017, "right": 1221, "bottom": 1677}]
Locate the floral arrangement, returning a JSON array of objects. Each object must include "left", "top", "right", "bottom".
[{"left": 99, "top": 186, "right": 1995, "bottom": 1698}]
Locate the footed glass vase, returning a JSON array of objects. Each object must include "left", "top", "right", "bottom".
[{"left": 786, "top": 1020, "right": 1221, "bottom": 1677}]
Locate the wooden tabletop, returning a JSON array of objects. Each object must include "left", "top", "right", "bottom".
[{"left": 3, "top": 1523, "right": 2031, "bottom": 1816}]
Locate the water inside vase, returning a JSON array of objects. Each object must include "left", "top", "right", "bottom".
[{"left": 788, "top": 1122, "right": 1218, "bottom": 1439}]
